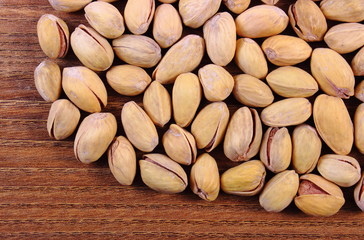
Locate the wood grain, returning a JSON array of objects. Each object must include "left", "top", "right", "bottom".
[{"left": 1, "top": 0, "right": 364, "bottom": 239}]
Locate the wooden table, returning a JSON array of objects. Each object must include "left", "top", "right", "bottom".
[{"left": 1, "top": 0, "right": 364, "bottom": 239}]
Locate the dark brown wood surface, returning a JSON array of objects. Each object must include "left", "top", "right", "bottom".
[{"left": 1, "top": 0, "right": 364, "bottom": 239}]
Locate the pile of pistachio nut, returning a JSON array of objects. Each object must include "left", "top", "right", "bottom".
[{"left": 34, "top": 0, "right": 364, "bottom": 216}]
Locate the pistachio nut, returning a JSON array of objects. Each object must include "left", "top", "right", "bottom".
[
  {"left": 190, "top": 153, "right": 220, "bottom": 201},
  {"left": 352, "top": 47, "right": 364, "bottom": 76},
  {"left": 235, "top": 38, "right": 268, "bottom": 79},
  {"left": 294, "top": 174, "right": 345, "bottom": 217},
  {"left": 143, "top": 81, "right": 172, "bottom": 127},
  {"left": 47, "top": 99, "right": 80, "bottom": 140},
  {"left": 62, "top": 66, "right": 107, "bottom": 113},
  {"left": 106, "top": 65, "right": 151, "bottom": 96},
  {"left": 34, "top": 59, "right": 62, "bottom": 102},
  {"left": 320, "top": 0, "right": 364, "bottom": 23},
  {"left": 179, "top": 0, "right": 222, "bottom": 28},
  {"left": 121, "top": 101, "right": 158, "bottom": 152},
  {"left": 71, "top": 24, "right": 114, "bottom": 71},
  {"left": 324, "top": 23, "right": 364, "bottom": 54},
  {"left": 198, "top": 64, "right": 234, "bottom": 102},
  {"left": 313, "top": 94, "right": 353, "bottom": 155},
  {"left": 260, "top": 127, "right": 292, "bottom": 173},
  {"left": 288, "top": 0, "right": 327, "bottom": 42},
  {"left": 292, "top": 124, "right": 322, "bottom": 174},
  {"left": 223, "top": 107, "right": 262, "bottom": 162},
  {"left": 355, "top": 80, "right": 364, "bottom": 102},
  {"left": 266, "top": 66, "right": 318, "bottom": 98},
  {"left": 311, "top": 48, "right": 355, "bottom": 98},
  {"left": 153, "top": 4, "right": 182, "bottom": 48},
  {"left": 108, "top": 136, "right": 136, "bottom": 186},
  {"left": 222, "top": 0, "right": 250, "bottom": 14},
  {"left": 74, "top": 113, "right": 117, "bottom": 164},
  {"left": 153, "top": 35, "right": 205, "bottom": 84},
  {"left": 259, "top": 170, "right": 299, "bottom": 212},
  {"left": 113, "top": 34, "right": 161, "bottom": 68},
  {"left": 139, "top": 153, "right": 188, "bottom": 194},
  {"left": 261, "top": 0, "right": 279, "bottom": 5},
  {"left": 318, "top": 154, "right": 361, "bottom": 188},
  {"left": 203, "top": 12, "right": 236, "bottom": 66},
  {"left": 221, "top": 160, "right": 266, "bottom": 196},
  {"left": 261, "top": 98, "right": 312, "bottom": 127},
  {"left": 235, "top": 5, "right": 289, "bottom": 38},
  {"left": 37, "top": 14, "right": 69, "bottom": 59},
  {"left": 354, "top": 172, "right": 364, "bottom": 211},
  {"left": 172, "top": 73, "right": 202, "bottom": 128},
  {"left": 84, "top": 1, "right": 125, "bottom": 39},
  {"left": 48, "top": 0, "right": 91, "bottom": 12},
  {"left": 355, "top": 103, "right": 364, "bottom": 153},
  {"left": 262, "top": 35, "right": 312, "bottom": 66},
  {"left": 162, "top": 124, "right": 197, "bottom": 166},
  {"left": 233, "top": 74, "right": 274, "bottom": 108},
  {"left": 191, "top": 102, "right": 229, "bottom": 152},
  {"left": 124, "top": 0, "right": 155, "bottom": 35}
]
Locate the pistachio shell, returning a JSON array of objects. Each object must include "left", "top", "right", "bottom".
[
  {"left": 313, "top": 94, "right": 353, "bottom": 155},
  {"left": 320, "top": 0, "right": 364, "bottom": 23},
  {"left": 223, "top": 0, "right": 250, "bottom": 14},
  {"left": 124, "top": 0, "right": 155, "bottom": 35},
  {"left": 261, "top": 0, "right": 279, "bottom": 5},
  {"left": 48, "top": 0, "right": 92, "bottom": 12},
  {"left": 352, "top": 47, "right": 364, "bottom": 76},
  {"left": 221, "top": 160, "right": 266, "bottom": 196},
  {"left": 355, "top": 80, "right": 364, "bottom": 102},
  {"left": 354, "top": 172, "right": 364, "bottom": 211},
  {"left": 179, "top": 0, "right": 222, "bottom": 28},
  {"left": 34, "top": 59, "right": 62, "bottom": 102},
  {"left": 355, "top": 103, "right": 364, "bottom": 153}
]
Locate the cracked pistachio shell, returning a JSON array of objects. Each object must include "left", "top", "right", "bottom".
[
  {"left": 108, "top": 136, "right": 136, "bottom": 186},
  {"left": 143, "top": 81, "right": 171, "bottom": 127},
  {"left": 106, "top": 65, "right": 151, "bottom": 96},
  {"left": 236, "top": 5, "right": 288, "bottom": 38},
  {"left": 233, "top": 74, "right": 274, "bottom": 108},
  {"left": 47, "top": 99, "right": 80, "bottom": 141},
  {"left": 223, "top": 107, "right": 262, "bottom": 162},
  {"left": 221, "top": 160, "right": 266, "bottom": 196},
  {"left": 84, "top": 1, "right": 125, "bottom": 39},
  {"left": 324, "top": 23, "right": 364, "bottom": 54},
  {"left": 34, "top": 59, "right": 62, "bottom": 102},
  {"left": 355, "top": 103, "right": 364, "bottom": 153},
  {"left": 71, "top": 25, "right": 114, "bottom": 71},
  {"left": 121, "top": 101, "right": 158, "bottom": 152},
  {"left": 223, "top": 0, "right": 250, "bottom": 14},
  {"left": 198, "top": 64, "right": 234, "bottom": 102},
  {"left": 260, "top": 127, "right": 292, "bottom": 173},
  {"left": 355, "top": 80, "right": 364, "bottom": 101},
  {"left": 62, "top": 66, "right": 107, "bottom": 113},
  {"left": 294, "top": 174, "right": 345, "bottom": 217},
  {"left": 266, "top": 66, "right": 318, "bottom": 98},
  {"left": 162, "top": 124, "right": 197, "bottom": 165},
  {"left": 262, "top": 35, "right": 312, "bottom": 66},
  {"left": 288, "top": 0, "right": 327, "bottom": 42},
  {"left": 172, "top": 73, "right": 202, "bottom": 128},
  {"left": 48, "top": 0, "right": 91, "bottom": 12},
  {"left": 37, "top": 14, "right": 69, "bottom": 59},
  {"left": 292, "top": 124, "right": 321, "bottom": 174},
  {"left": 235, "top": 38, "right": 268, "bottom": 79},
  {"left": 354, "top": 173, "right": 364, "bottom": 211},
  {"left": 74, "top": 113, "right": 117, "bottom": 164},
  {"left": 261, "top": 98, "right": 312, "bottom": 127},
  {"left": 259, "top": 170, "right": 299, "bottom": 212},
  {"left": 190, "top": 153, "right": 220, "bottom": 201},
  {"left": 179, "top": 0, "right": 222, "bottom": 28},
  {"left": 153, "top": 4, "right": 182, "bottom": 48},
  {"left": 311, "top": 48, "right": 355, "bottom": 99},
  {"left": 191, "top": 102, "right": 229, "bottom": 152},
  {"left": 203, "top": 12, "right": 236, "bottom": 66},
  {"left": 320, "top": 0, "right": 364, "bottom": 23},
  {"left": 318, "top": 154, "right": 361, "bottom": 188},
  {"left": 352, "top": 47, "right": 364, "bottom": 76},
  {"left": 124, "top": 0, "right": 155, "bottom": 35},
  {"left": 313, "top": 94, "right": 353, "bottom": 155},
  {"left": 113, "top": 34, "right": 161, "bottom": 68},
  {"left": 140, "top": 153, "right": 188, "bottom": 194},
  {"left": 153, "top": 35, "right": 205, "bottom": 84}
]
